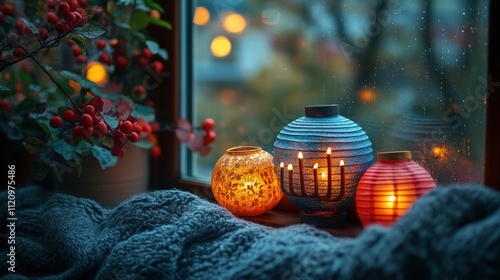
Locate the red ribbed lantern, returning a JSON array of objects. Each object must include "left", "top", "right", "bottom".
[{"left": 356, "top": 151, "right": 436, "bottom": 227}]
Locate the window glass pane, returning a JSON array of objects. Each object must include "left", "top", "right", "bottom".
[{"left": 183, "top": 0, "right": 488, "bottom": 184}]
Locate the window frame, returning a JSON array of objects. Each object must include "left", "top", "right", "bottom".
[
  {"left": 157, "top": 0, "right": 500, "bottom": 193},
  {"left": 484, "top": 0, "right": 500, "bottom": 190}
]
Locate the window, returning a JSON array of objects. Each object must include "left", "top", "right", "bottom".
[{"left": 180, "top": 0, "right": 489, "bottom": 185}]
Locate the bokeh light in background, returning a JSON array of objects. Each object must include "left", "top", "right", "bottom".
[
  {"left": 219, "top": 88, "right": 238, "bottom": 105},
  {"left": 222, "top": 13, "right": 247, "bottom": 33},
  {"left": 358, "top": 88, "right": 375, "bottom": 103},
  {"left": 193, "top": 6, "right": 210, "bottom": 26},
  {"left": 261, "top": 8, "right": 280, "bottom": 25},
  {"left": 210, "top": 36, "right": 232, "bottom": 58},
  {"left": 85, "top": 61, "right": 108, "bottom": 87}
]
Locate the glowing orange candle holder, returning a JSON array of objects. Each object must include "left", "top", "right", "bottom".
[
  {"left": 356, "top": 151, "right": 437, "bottom": 227},
  {"left": 211, "top": 146, "right": 282, "bottom": 216}
]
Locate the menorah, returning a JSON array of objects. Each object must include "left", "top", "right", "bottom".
[
  {"left": 272, "top": 104, "right": 373, "bottom": 228},
  {"left": 279, "top": 148, "right": 345, "bottom": 201}
]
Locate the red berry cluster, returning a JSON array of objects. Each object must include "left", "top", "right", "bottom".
[
  {"left": 48, "top": 96, "right": 149, "bottom": 158},
  {"left": 103, "top": 38, "right": 129, "bottom": 70},
  {"left": 111, "top": 120, "right": 142, "bottom": 157},
  {"left": 145, "top": 129, "right": 162, "bottom": 158},
  {"left": 129, "top": 48, "right": 163, "bottom": 72},
  {"left": 0, "top": 99, "right": 12, "bottom": 110},
  {"left": 201, "top": 118, "right": 216, "bottom": 145},
  {"left": 0, "top": 1, "right": 89, "bottom": 63},
  {"left": 49, "top": 104, "right": 109, "bottom": 141},
  {"left": 175, "top": 118, "right": 217, "bottom": 156},
  {"left": 93, "top": 39, "right": 165, "bottom": 102},
  {"left": 95, "top": 39, "right": 161, "bottom": 76}
]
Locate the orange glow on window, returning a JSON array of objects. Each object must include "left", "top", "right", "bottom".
[
  {"left": 432, "top": 146, "right": 448, "bottom": 160},
  {"left": 211, "top": 36, "right": 232, "bottom": 58},
  {"left": 193, "top": 6, "right": 210, "bottom": 26},
  {"left": 223, "top": 13, "right": 247, "bottom": 33},
  {"left": 359, "top": 88, "right": 375, "bottom": 102}
]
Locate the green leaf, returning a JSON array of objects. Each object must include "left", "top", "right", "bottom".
[
  {"left": 0, "top": 85, "right": 13, "bottom": 98},
  {"left": 103, "top": 114, "right": 119, "bottom": 129},
  {"left": 59, "top": 70, "right": 98, "bottom": 89},
  {"left": 23, "top": 137, "right": 45, "bottom": 154},
  {"left": 144, "top": 0, "right": 165, "bottom": 13},
  {"left": 91, "top": 145, "right": 118, "bottom": 169},
  {"left": 31, "top": 160, "right": 51, "bottom": 181},
  {"left": 36, "top": 118, "right": 63, "bottom": 140},
  {"left": 53, "top": 139, "right": 77, "bottom": 161},
  {"left": 150, "top": 18, "right": 171, "bottom": 30},
  {"left": 37, "top": 121, "right": 52, "bottom": 138},
  {"left": 145, "top": 40, "right": 159, "bottom": 53},
  {"left": 7, "top": 129, "right": 24, "bottom": 141},
  {"left": 21, "top": 18, "right": 38, "bottom": 35},
  {"left": 132, "top": 104, "right": 155, "bottom": 122},
  {"left": 0, "top": 84, "right": 10, "bottom": 91},
  {"left": 75, "top": 140, "right": 92, "bottom": 154},
  {"left": 157, "top": 49, "right": 168, "bottom": 60},
  {"left": 100, "top": 136, "right": 114, "bottom": 149},
  {"left": 113, "top": 20, "right": 131, "bottom": 30},
  {"left": 130, "top": 10, "right": 151, "bottom": 31},
  {"left": 75, "top": 162, "right": 82, "bottom": 177},
  {"left": 133, "top": 139, "right": 153, "bottom": 150},
  {"left": 117, "top": 0, "right": 133, "bottom": 5},
  {"left": 68, "top": 33, "right": 92, "bottom": 50},
  {"left": 78, "top": 24, "right": 105, "bottom": 39},
  {"left": 28, "top": 84, "right": 43, "bottom": 92},
  {"left": 145, "top": 40, "right": 168, "bottom": 59},
  {"left": 70, "top": 37, "right": 86, "bottom": 55},
  {"left": 14, "top": 96, "right": 37, "bottom": 114},
  {"left": 17, "top": 119, "right": 44, "bottom": 136}
]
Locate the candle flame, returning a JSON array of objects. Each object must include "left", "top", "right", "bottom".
[
  {"left": 339, "top": 160, "right": 345, "bottom": 166},
  {"left": 280, "top": 162, "right": 284, "bottom": 168},
  {"left": 313, "top": 163, "right": 318, "bottom": 169},
  {"left": 298, "top": 152, "right": 303, "bottom": 159},
  {"left": 287, "top": 164, "right": 293, "bottom": 170},
  {"left": 327, "top": 147, "right": 331, "bottom": 154}
]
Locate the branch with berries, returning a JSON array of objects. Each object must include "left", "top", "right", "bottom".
[
  {"left": 0, "top": 0, "right": 215, "bottom": 180},
  {"left": 175, "top": 118, "right": 217, "bottom": 156}
]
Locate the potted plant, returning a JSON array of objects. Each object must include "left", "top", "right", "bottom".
[{"left": 0, "top": 0, "right": 216, "bottom": 203}]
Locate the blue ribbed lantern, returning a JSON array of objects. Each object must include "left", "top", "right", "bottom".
[{"left": 272, "top": 104, "right": 373, "bottom": 227}]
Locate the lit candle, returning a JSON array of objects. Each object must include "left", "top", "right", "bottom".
[
  {"left": 287, "top": 164, "right": 295, "bottom": 195},
  {"left": 280, "top": 162, "right": 284, "bottom": 190},
  {"left": 339, "top": 160, "right": 345, "bottom": 197},
  {"left": 313, "top": 163, "right": 318, "bottom": 195},
  {"left": 298, "top": 152, "right": 305, "bottom": 196},
  {"left": 326, "top": 148, "right": 332, "bottom": 198}
]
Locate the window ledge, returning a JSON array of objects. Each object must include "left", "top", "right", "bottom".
[{"left": 178, "top": 182, "right": 363, "bottom": 237}]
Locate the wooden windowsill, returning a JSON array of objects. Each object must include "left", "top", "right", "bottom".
[{"left": 178, "top": 182, "right": 364, "bottom": 238}]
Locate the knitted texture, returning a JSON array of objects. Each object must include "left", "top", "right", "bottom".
[{"left": 1, "top": 184, "right": 499, "bottom": 279}]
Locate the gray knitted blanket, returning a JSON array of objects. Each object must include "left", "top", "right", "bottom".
[{"left": 1, "top": 184, "right": 499, "bottom": 279}]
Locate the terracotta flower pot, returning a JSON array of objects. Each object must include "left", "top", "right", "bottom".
[{"left": 54, "top": 145, "right": 149, "bottom": 206}]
